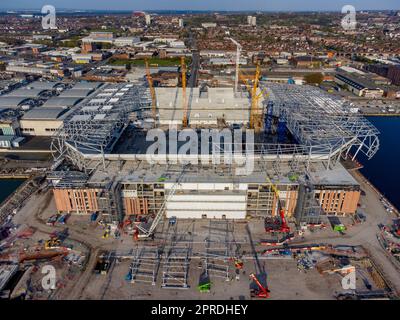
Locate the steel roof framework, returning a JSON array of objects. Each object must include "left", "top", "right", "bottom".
[
  {"left": 262, "top": 83, "right": 380, "bottom": 161},
  {"left": 51, "top": 83, "right": 151, "bottom": 173}
]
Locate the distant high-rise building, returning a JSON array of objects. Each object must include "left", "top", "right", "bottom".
[
  {"left": 247, "top": 16, "right": 256, "bottom": 26},
  {"left": 145, "top": 14, "right": 151, "bottom": 26},
  {"left": 178, "top": 18, "right": 184, "bottom": 28},
  {"left": 247, "top": 16, "right": 252, "bottom": 25}
]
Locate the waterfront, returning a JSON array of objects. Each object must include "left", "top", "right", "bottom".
[
  {"left": 359, "top": 117, "right": 400, "bottom": 211},
  {"left": 0, "top": 179, "right": 25, "bottom": 204}
]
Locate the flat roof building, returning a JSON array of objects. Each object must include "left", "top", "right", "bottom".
[{"left": 335, "top": 72, "right": 384, "bottom": 98}]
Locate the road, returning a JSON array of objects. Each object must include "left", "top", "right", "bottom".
[{"left": 187, "top": 30, "right": 199, "bottom": 88}]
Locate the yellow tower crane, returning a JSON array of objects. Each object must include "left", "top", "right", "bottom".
[
  {"left": 239, "top": 63, "right": 268, "bottom": 132},
  {"left": 145, "top": 58, "right": 157, "bottom": 124},
  {"left": 181, "top": 57, "right": 188, "bottom": 127}
]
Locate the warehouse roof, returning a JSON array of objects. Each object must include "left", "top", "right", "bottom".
[
  {"left": 22, "top": 107, "right": 68, "bottom": 120},
  {"left": 72, "top": 82, "right": 102, "bottom": 90},
  {"left": 5, "top": 88, "right": 48, "bottom": 98},
  {"left": 0, "top": 97, "right": 31, "bottom": 108},
  {"left": 42, "top": 97, "right": 82, "bottom": 108},
  {"left": 26, "top": 81, "right": 60, "bottom": 90},
  {"left": 59, "top": 88, "right": 94, "bottom": 98}
]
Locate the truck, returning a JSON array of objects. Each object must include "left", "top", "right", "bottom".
[{"left": 328, "top": 216, "right": 346, "bottom": 232}]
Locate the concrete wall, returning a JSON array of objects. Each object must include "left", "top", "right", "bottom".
[
  {"left": 166, "top": 194, "right": 247, "bottom": 219},
  {"left": 20, "top": 119, "right": 63, "bottom": 136}
]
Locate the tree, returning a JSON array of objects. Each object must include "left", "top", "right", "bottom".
[{"left": 304, "top": 73, "right": 324, "bottom": 85}]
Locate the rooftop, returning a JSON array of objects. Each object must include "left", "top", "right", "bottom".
[
  {"left": 42, "top": 97, "right": 83, "bottom": 108},
  {"left": 58, "top": 89, "right": 94, "bottom": 98},
  {"left": 0, "top": 96, "right": 31, "bottom": 109},
  {"left": 155, "top": 87, "right": 253, "bottom": 124},
  {"left": 22, "top": 107, "right": 68, "bottom": 120},
  {"left": 4, "top": 88, "right": 49, "bottom": 98}
]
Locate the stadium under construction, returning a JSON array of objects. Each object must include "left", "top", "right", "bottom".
[{"left": 48, "top": 79, "right": 380, "bottom": 235}]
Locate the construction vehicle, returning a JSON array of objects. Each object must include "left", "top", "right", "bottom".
[
  {"left": 57, "top": 214, "right": 70, "bottom": 225},
  {"left": 229, "top": 257, "right": 244, "bottom": 269},
  {"left": 145, "top": 58, "right": 157, "bottom": 123},
  {"left": 392, "top": 219, "right": 400, "bottom": 237},
  {"left": 249, "top": 273, "right": 270, "bottom": 298},
  {"left": 264, "top": 176, "right": 291, "bottom": 236},
  {"left": 234, "top": 258, "right": 243, "bottom": 269},
  {"left": 168, "top": 216, "right": 177, "bottom": 226},
  {"left": 197, "top": 282, "right": 211, "bottom": 293},
  {"left": 265, "top": 208, "right": 290, "bottom": 233},
  {"left": 46, "top": 214, "right": 59, "bottom": 226},
  {"left": 328, "top": 216, "right": 346, "bottom": 233},
  {"left": 181, "top": 57, "right": 188, "bottom": 127},
  {"left": 44, "top": 238, "right": 61, "bottom": 250},
  {"left": 90, "top": 212, "right": 98, "bottom": 222},
  {"left": 135, "top": 165, "right": 188, "bottom": 239},
  {"left": 102, "top": 226, "right": 111, "bottom": 239}
]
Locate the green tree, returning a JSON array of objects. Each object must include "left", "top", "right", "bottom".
[{"left": 304, "top": 73, "right": 324, "bottom": 85}]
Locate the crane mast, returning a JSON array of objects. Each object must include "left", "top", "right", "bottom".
[
  {"left": 239, "top": 63, "right": 267, "bottom": 132},
  {"left": 181, "top": 57, "right": 188, "bottom": 127},
  {"left": 145, "top": 58, "right": 157, "bottom": 124},
  {"left": 228, "top": 37, "right": 242, "bottom": 94}
]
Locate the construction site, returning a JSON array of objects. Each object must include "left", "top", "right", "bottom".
[{"left": 0, "top": 58, "right": 399, "bottom": 300}]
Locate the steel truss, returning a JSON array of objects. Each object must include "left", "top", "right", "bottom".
[
  {"left": 161, "top": 222, "right": 194, "bottom": 289},
  {"left": 203, "top": 220, "right": 233, "bottom": 281},
  {"left": 129, "top": 246, "right": 161, "bottom": 285},
  {"left": 261, "top": 83, "right": 380, "bottom": 161},
  {"left": 51, "top": 83, "right": 151, "bottom": 173}
]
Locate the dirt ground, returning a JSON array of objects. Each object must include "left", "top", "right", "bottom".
[{"left": 3, "top": 165, "right": 400, "bottom": 300}]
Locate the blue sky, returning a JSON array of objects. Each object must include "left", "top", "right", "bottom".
[{"left": 1, "top": 0, "right": 399, "bottom": 11}]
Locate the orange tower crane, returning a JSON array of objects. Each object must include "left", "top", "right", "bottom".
[
  {"left": 181, "top": 57, "right": 188, "bottom": 127},
  {"left": 145, "top": 58, "right": 157, "bottom": 124}
]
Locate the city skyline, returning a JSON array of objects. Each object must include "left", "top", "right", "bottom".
[{"left": 1, "top": 0, "right": 399, "bottom": 11}]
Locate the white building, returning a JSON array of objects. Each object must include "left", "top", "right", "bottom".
[
  {"left": 114, "top": 37, "right": 140, "bottom": 47},
  {"left": 145, "top": 14, "right": 151, "bottom": 26},
  {"left": 247, "top": 16, "right": 257, "bottom": 26},
  {"left": 201, "top": 22, "right": 217, "bottom": 28}
]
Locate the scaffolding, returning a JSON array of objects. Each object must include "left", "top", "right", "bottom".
[
  {"left": 203, "top": 220, "right": 233, "bottom": 281},
  {"left": 295, "top": 180, "right": 323, "bottom": 224},
  {"left": 128, "top": 246, "right": 161, "bottom": 285},
  {"left": 161, "top": 221, "right": 193, "bottom": 289}
]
